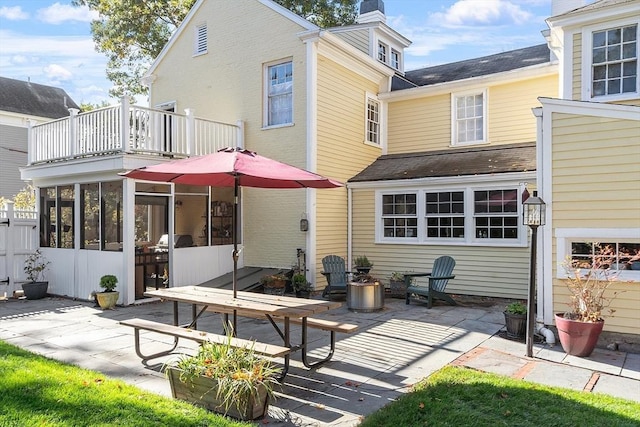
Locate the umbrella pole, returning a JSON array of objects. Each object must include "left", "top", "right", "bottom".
[{"left": 231, "top": 175, "right": 239, "bottom": 335}]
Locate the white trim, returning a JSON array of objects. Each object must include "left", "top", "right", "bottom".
[
  {"left": 537, "top": 96, "right": 640, "bottom": 120},
  {"left": 580, "top": 18, "right": 639, "bottom": 102},
  {"left": 555, "top": 230, "right": 640, "bottom": 282},
  {"left": 382, "top": 63, "right": 557, "bottom": 102},
  {"left": 347, "top": 171, "right": 535, "bottom": 189},
  {"left": 451, "top": 89, "right": 488, "bottom": 146},
  {"left": 305, "top": 38, "right": 318, "bottom": 283},
  {"left": 257, "top": 0, "right": 318, "bottom": 31}
]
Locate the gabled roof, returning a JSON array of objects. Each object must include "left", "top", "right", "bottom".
[
  {"left": 0, "top": 76, "right": 80, "bottom": 119},
  {"left": 392, "top": 44, "right": 551, "bottom": 90},
  {"left": 349, "top": 142, "right": 536, "bottom": 182}
]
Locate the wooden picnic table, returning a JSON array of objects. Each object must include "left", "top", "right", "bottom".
[{"left": 143, "top": 286, "right": 344, "bottom": 379}]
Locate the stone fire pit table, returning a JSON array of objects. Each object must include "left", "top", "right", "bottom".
[{"left": 347, "top": 281, "right": 385, "bottom": 312}]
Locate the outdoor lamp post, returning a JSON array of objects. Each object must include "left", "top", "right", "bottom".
[{"left": 523, "top": 190, "right": 546, "bottom": 357}]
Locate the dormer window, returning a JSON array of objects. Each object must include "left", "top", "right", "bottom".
[
  {"left": 391, "top": 49, "right": 400, "bottom": 70},
  {"left": 378, "top": 42, "right": 387, "bottom": 63}
]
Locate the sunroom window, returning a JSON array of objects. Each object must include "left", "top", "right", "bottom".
[
  {"left": 382, "top": 193, "right": 417, "bottom": 238},
  {"left": 474, "top": 189, "right": 518, "bottom": 239},
  {"left": 571, "top": 242, "right": 640, "bottom": 270},
  {"left": 425, "top": 191, "right": 465, "bottom": 239}
]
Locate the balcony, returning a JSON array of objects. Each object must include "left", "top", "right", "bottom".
[{"left": 28, "top": 97, "right": 243, "bottom": 165}]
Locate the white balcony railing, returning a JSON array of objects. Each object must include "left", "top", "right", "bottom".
[{"left": 28, "top": 97, "right": 243, "bottom": 164}]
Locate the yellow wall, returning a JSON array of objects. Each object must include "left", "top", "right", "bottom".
[
  {"left": 350, "top": 189, "right": 531, "bottom": 298},
  {"left": 551, "top": 112, "right": 640, "bottom": 334},
  {"left": 315, "top": 55, "right": 382, "bottom": 285},
  {"left": 387, "top": 74, "right": 558, "bottom": 154},
  {"left": 150, "top": 0, "right": 309, "bottom": 268},
  {"left": 572, "top": 33, "right": 582, "bottom": 101}
]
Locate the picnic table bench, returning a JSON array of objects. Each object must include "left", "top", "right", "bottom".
[{"left": 120, "top": 318, "right": 291, "bottom": 361}]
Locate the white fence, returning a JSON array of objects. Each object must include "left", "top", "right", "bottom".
[{"left": 0, "top": 202, "right": 38, "bottom": 298}]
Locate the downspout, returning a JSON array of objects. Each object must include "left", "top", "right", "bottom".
[{"left": 347, "top": 185, "right": 353, "bottom": 272}]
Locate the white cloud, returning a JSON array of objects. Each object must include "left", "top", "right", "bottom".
[
  {"left": 0, "top": 6, "right": 28, "bottom": 20},
  {"left": 37, "top": 2, "right": 99, "bottom": 24},
  {"left": 430, "top": 0, "right": 532, "bottom": 27},
  {"left": 43, "top": 64, "right": 73, "bottom": 80}
]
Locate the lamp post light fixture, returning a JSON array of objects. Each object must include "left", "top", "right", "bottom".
[{"left": 523, "top": 190, "right": 546, "bottom": 358}]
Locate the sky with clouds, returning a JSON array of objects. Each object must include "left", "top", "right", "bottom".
[{"left": 0, "top": 0, "right": 588, "bottom": 107}]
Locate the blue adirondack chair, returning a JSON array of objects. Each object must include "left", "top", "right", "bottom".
[
  {"left": 405, "top": 255, "right": 456, "bottom": 308},
  {"left": 321, "top": 255, "right": 350, "bottom": 298}
]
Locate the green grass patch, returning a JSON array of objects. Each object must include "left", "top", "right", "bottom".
[
  {"left": 0, "top": 340, "right": 249, "bottom": 426},
  {"left": 361, "top": 365, "right": 640, "bottom": 427}
]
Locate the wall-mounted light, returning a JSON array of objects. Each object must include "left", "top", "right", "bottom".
[{"left": 300, "top": 213, "right": 308, "bottom": 232}]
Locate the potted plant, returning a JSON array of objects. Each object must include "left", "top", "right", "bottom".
[
  {"left": 260, "top": 273, "right": 287, "bottom": 296},
  {"left": 166, "top": 337, "right": 280, "bottom": 420},
  {"left": 96, "top": 274, "right": 119, "bottom": 309},
  {"left": 22, "top": 249, "right": 50, "bottom": 299},
  {"left": 353, "top": 255, "right": 373, "bottom": 275},
  {"left": 292, "top": 273, "right": 311, "bottom": 298},
  {"left": 555, "top": 246, "right": 619, "bottom": 357},
  {"left": 504, "top": 301, "right": 527, "bottom": 339},
  {"left": 388, "top": 271, "right": 407, "bottom": 298}
]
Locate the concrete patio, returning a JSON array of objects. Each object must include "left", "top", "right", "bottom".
[{"left": 0, "top": 294, "right": 638, "bottom": 426}]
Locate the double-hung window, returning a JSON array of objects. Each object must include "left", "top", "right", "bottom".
[
  {"left": 265, "top": 60, "right": 293, "bottom": 127},
  {"left": 382, "top": 193, "right": 417, "bottom": 238},
  {"left": 452, "top": 91, "right": 486, "bottom": 145},
  {"left": 473, "top": 189, "right": 518, "bottom": 239},
  {"left": 378, "top": 42, "right": 387, "bottom": 63},
  {"left": 426, "top": 191, "right": 465, "bottom": 239},
  {"left": 366, "top": 95, "right": 380, "bottom": 145},
  {"left": 391, "top": 49, "right": 400, "bottom": 70},
  {"left": 591, "top": 24, "right": 637, "bottom": 97}
]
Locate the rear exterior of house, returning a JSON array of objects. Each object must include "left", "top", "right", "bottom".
[
  {"left": 538, "top": 0, "right": 640, "bottom": 336},
  {"left": 347, "top": 46, "right": 558, "bottom": 300}
]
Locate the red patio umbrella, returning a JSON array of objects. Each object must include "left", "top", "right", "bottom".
[{"left": 122, "top": 147, "right": 343, "bottom": 330}]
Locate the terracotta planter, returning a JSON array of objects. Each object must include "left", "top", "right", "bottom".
[
  {"left": 96, "top": 291, "right": 119, "bottom": 309},
  {"left": 22, "top": 281, "right": 48, "bottom": 300},
  {"left": 166, "top": 367, "right": 269, "bottom": 420},
  {"left": 503, "top": 312, "right": 527, "bottom": 339},
  {"left": 555, "top": 313, "right": 604, "bottom": 357}
]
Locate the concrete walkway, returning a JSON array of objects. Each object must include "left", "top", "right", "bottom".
[{"left": 0, "top": 295, "right": 638, "bottom": 426}]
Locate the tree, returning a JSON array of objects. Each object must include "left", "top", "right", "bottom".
[
  {"left": 79, "top": 100, "right": 112, "bottom": 112},
  {"left": 75, "top": 0, "right": 358, "bottom": 99}
]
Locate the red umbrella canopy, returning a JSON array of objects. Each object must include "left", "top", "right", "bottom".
[{"left": 122, "top": 147, "right": 343, "bottom": 189}]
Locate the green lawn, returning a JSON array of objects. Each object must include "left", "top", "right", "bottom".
[
  {"left": 361, "top": 365, "right": 640, "bottom": 427},
  {"left": 1, "top": 339, "right": 639, "bottom": 427}
]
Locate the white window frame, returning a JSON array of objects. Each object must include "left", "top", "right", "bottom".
[
  {"left": 193, "top": 23, "right": 207, "bottom": 56},
  {"left": 425, "top": 190, "right": 466, "bottom": 240},
  {"left": 380, "top": 191, "right": 419, "bottom": 241},
  {"left": 263, "top": 59, "right": 293, "bottom": 129},
  {"left": 581, "top": 17, "right": 639, "bottom": 102},
  {"left": 365, "top": 92, "right": 381, "bottom": 147},
  {"left": 391, "top": 49, "right": 401, "bottom": 70},
  {"left": 451, "top": 89, "right": 487, "bottom": 146},
  {"left": 376, "top": 181, "right": 527, "bottom": 247},
  {"left": 556, "top": 228, "right": 640, "bottom": 282}
]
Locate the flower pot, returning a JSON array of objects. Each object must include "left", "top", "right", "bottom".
[
  {"left": 503, "top": 312, "right": 526, "bottom": 339},
  {"left": 555, "top": 313, "right": 604, "bottom": 357},
  {"left": 22, "top": 281, "right": 48, "bottom": 300},
  {"left": 389, "top": 279, "right": 407, "bottom": 298},
  {"left": 166, "top": 367, "right": 269, "bottom": 420},
  {"left": 96, "top": 291, "right": 119, "bottom": 309},
  {"left": 355, "top": 266, "right": 372, "bottom": 275}
]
